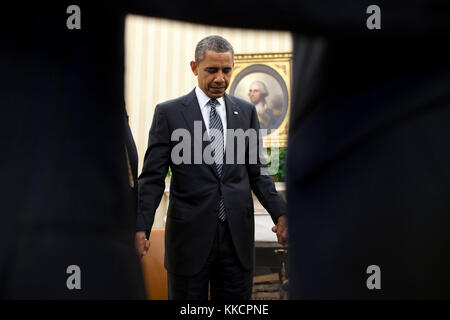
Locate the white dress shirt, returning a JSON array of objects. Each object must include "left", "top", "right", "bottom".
[{"left": 195, "top": 86, "right": 227, "bottom": 148}]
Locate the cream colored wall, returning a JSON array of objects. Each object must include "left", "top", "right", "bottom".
[{"left": 124, "top": 15, "right": 292, "bottom": 228}]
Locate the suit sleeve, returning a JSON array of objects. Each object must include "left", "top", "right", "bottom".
[
  {"left": 125, "top": 0, "right": 450, "bottom": 36},
  {"left": 246, "top": 106, "right": 287, "bottom": 225},
  {"left": 137, "top": 104, "right": 171, "bottom": 235}
]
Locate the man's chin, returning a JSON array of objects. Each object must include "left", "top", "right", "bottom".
[{"left": 209, "top": 89, "right": 225, "bottom": 98}]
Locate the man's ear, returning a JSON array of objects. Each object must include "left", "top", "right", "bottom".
[{"left": 190, "top": 61, "right": 198, "bottom": 76}]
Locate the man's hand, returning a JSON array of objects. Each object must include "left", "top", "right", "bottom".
[
  {"left": 135, "top": 231, "right": 150, "bottom": 258},
  {"left": 272, "top": 215, "right": 288, "bottom": 246}
]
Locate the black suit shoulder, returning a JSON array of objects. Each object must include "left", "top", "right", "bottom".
[
  {"left": 227, "top": 94, "right": 254, "bottom": 112},
  {"left": 226, "top": 94, "right": 257, "bottom": 126},
  {"left": 157, "top": 91, "right": 193, "bottom": 112},
  {"left": 156, "top": 92, "right": 257, "bottom": 120},
  {"left": 156, "top": 97, "right": 182, "bottom": 112}
]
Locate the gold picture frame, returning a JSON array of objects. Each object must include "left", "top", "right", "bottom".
[{"left": 228, "top": 52, "right": 292, "bottom": 148}]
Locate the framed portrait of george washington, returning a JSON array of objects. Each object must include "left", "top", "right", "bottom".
[{"left": 228, "top": 52, "right": 292, "bottom": 148}]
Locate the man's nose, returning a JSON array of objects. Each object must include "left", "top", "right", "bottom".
[{"left": 214, "top": 72, "right": 225, "bottom": 83}]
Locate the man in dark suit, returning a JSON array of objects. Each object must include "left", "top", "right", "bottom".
[
  {"left": 137, "top": 35, "right": 287, "bottom": 300},
  {"left": 0, "top": 3, "right": 151, "bottom": 299}
]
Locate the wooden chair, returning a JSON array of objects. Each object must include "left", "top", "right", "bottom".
[{"left": 140, "top": 228, "right": 168, "bottom": 299}]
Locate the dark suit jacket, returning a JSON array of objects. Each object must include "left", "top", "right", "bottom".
[
  {"left": 138, "top": 90, "right": 286, "bottom": 276},
  {"left": 1, "top": 3, "right": 149, "bottom": 299},
  {"left": 125, "top": 113, "right": 142, "bottom": 230}
]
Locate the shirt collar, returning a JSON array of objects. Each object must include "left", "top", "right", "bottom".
[{"left": 195, "top": 86, "right": 225, "bottom": 109}]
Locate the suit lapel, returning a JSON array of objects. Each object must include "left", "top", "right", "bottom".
[
  {"left": 222, "top": 93, "right": 242, "bottom": 179},
  {"left": 181, "top": 89, "right": 220, "bottom": 180},
  {"left": 224, "top": 93, "right": 242, "bottom": 132},
  {"left": 181, "top": 89, "right": 206, "bottom": 138}
]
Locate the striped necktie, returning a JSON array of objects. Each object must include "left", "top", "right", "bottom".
[{"left": 208, "top": 98, "right": 226, "bottom": 222}]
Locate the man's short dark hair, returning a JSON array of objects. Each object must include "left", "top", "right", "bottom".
[{"left": 195, "top": 35, "right": 234, "bottom": 64}]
